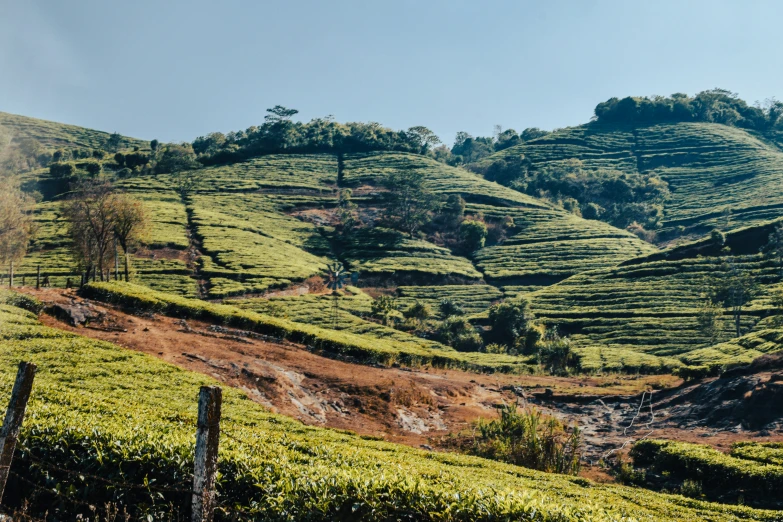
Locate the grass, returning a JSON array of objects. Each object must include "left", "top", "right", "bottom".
[
  {"left": 0, "top": 294, "right": 779, "bottom": 520},
  {"left": 0, "top": 111, "right": 147, "bottom": 151}
]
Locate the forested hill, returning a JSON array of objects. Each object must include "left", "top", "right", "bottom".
[{"left": 459, "top": 90, "right": 783, "bottom": 243}]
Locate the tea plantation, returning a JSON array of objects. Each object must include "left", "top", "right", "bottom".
[
  {"left": 0, "top": 292, "right": 779, "bottom": 521},
  {"left": 477, "top": 121, "right": 783, "bottom": 236},
  {"left": 529, "top": 220, "right": 783, "bottom": 372}
]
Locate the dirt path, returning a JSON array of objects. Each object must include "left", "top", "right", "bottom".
[{"left": 20, "top": 288, "right": 783, "bottom": 468}]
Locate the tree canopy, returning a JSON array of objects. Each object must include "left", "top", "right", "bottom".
[{"left": 593, "top": 89, "right": 783, "bottom": 132}]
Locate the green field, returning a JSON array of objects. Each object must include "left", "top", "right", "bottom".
[{"left": 0, "top": 292, "right": 778, "bottom": 520}]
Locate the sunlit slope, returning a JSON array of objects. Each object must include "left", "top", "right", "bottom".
[
  {"left": 477, "top": 122, "right": 783, "bottom": 237},
  {"left": 1, "top": 294, "right": 776, "bottom": 520},
  {"left": 0, "top": 111, "right": 145, "bottom": 151},
  {"left": 529, "top": 220, "right": 783, "bottom": 372},
  {"left": 343, "top": 152, "right": 657, "bottom": 287}
]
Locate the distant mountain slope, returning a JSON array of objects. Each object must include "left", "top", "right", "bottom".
[{"left": 476, "top": 122, "right": 783, "bottom": 238}]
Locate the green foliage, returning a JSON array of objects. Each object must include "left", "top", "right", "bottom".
[
  {"left": 402, "top": 301, "right": 432, "bottom": 321},
  {"left": 593, "top": 90, "right": 782, "bottom": 131},
  {"left": 0, "top": 301, "right": 773, "bottom": 520},
  {"left": 631, "top": 439, "right": 783, "bottom": 507},
  {"left": 439, "top": 298, "right": 465, "bottom": 318},
  {"left": 530, "top": 224, "right": 783, "bottom": 372},
  {"left": 696, "top": 298, "right": 724, "bottom": 346},
  {"left": 0, "top": 289, "right": 43, "bottom": 314},
  {"left": 487, "top": 158, "right": 669, "bottom": 230},
  {"left": 474, "top": 121, "right": 783, "bottom": 237},
  {"left": 370, "top": 295, "right": 397, "bottom": 325},
  {"left": 485, "top": 300, "right": 535, "bottom": 350},
  {"left": 761, "top": 224, "right": 783, "bottom": 278},
  {"left": 730, "top": 442, "right": 783, "bottom": 467},
  {"left": 340, "top": 228, "right": 482, "bottom": 280},
  {"left": 537, "top": 330, "right": 580, "bottom": 375},
  {"left": 382, "top": 167, "right": 440, "bottom": 235},
  {"left": 436, "top": 316, "right": 483, "bottom": 352},
  {"left": 470, "top": 405, "right": 582, "bottom": 475},
  {"left": 459, "top": 219, "right": 488, "bottom": 252}
]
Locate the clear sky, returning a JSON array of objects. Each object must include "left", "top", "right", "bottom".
[{"left": 2, "top": 0, "right": 783, "bottom": 146}]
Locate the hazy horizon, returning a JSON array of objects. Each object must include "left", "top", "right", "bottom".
[{"left": 3, "top": 0, "right": 783, "bottom": 144}]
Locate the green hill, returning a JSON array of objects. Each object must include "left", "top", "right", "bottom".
[
  {"left": 529, "top": 220, "right": 783, "bottom": 373},
  {"left": 476, "top": 121, "right": 783, "bottom": 238},
  {"left": 0, "top": 111, "right": 146, "bottom": 152}
]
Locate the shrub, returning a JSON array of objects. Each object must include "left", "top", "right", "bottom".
[
  {"left": 0, "top": 290, "right": 43, "bottom": 314},
  {"left": 465, "top": 405, "right": 582, "bottom": 475},
  {"left": 459, "top": 220, "right": 488, "bottom": 252},
  {"left": 403, "top": 301, "right": 433, "bottom": 321},
  {"left": 537, "top": 331, "right": 580, "bottom": 375},
  {"left": 49, "top": 163, "right": 74, "bottom": 178},
  {"left": 436, "top": 316, "right": 482, "bottom": 352},
  {"left": 438, "top": 298, "right": 464, "bottom": 318},
  {"left": 485, "top": 300, "right": 534, "bottom": 348}
]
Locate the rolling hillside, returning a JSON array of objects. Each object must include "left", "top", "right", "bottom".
[
  {"left": 7, "top": 117, "right": 658, "bottom": 299},
  {"left": 476, "top": 121, "right": 783, "bottom": 238},
  {"left": 529, "top": 220, "right": 783, "bottom": 372}
]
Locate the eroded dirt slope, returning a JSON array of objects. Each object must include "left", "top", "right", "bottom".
[{"left": 19, "top": 288, "right": 783, "bottom": 465}]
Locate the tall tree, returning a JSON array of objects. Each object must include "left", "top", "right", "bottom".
[
  {"left": 762, "top": 224, "right": 783, "bottom": 279},
  {"left": 406, "top": 126, "right": 441, "bottom": 154},
  {"left": 712, "top": 259, "right": 759, "bottom": 337},
  {"left": 0, "top": 178, "right": 35, "bottom": 286},
  {"left": 112, "top": 194, "right": 149, "bottom": 281},
  {"left": 382, "top": 168, "right": 439, "bottom": 235}
]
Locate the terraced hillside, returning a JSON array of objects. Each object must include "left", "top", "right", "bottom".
[
  {"left": 476, "top": 122, "right": 783, "bottom": 238},
  {"left": 1, "top": 292, "right": 779, "bottom": 521},
  {"left": 529, "top": 220, "right": 783, "bottom": 372},
  {"left": 342, "top": 152, "right": 656, "bottom": 288},
  {"left": 6, "top": 112, "right": 657, "bottom": 299}
]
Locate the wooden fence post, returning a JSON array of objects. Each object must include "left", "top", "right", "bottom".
[
  {"left": 0, "top": 362, "right": 37, "bottom": 503},
  {"left": 192, "top": 386, "right": 221, "bottom": 522},
  {"left": 35, "top": 266, "right": 40, "bottom": 290}
]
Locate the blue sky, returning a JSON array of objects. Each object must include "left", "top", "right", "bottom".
[{"left": 2, "top": 0, "right": 783, "bottom": 146}]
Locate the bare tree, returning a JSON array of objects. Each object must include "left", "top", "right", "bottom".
[
  {"left": 64, "top": 181, "right": 119, "bottom": 282},
  {"left": 112, "top": 193, "right": 149, "bottom": 281},
  {"left": 0, "top": 178, "right": 36, "bottom": 286}
]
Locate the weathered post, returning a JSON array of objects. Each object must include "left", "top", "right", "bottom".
[
  {"left": 0, "top": 362, "right": 37, "bottom": 503},
  {"left": 36, "top": 266, "right": 40, "bottom": 290},
  {"left": 192, "top": 386, "right": 221, "bottom": 522},
  {"left": 8, "top": 262, "right": 12, "bottom": 288}
]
